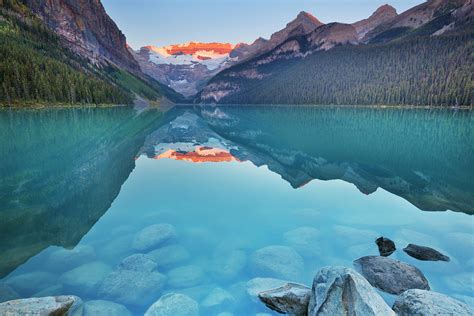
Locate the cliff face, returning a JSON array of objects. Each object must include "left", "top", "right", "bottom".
[{"left": 24, "top": 0, "right": 140, "bottom": 72}]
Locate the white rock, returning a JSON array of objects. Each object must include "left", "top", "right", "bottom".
[
  {"left": 309, "top": 266, "right": 395, "bottom": 316},
  {"left": 119, "top": 254, "right": 157, "bottom": 272},
  {"left": 258, "top": 283, "right": 310, "bottom": 315},
  {"left": 0, "top": 296, "right": 83, "bottom": 316},
  {"left": 246, "top": 278, "right": 288, "bottom": 302}
]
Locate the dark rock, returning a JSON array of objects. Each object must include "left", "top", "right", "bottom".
[
  {"left": 0, "top": 296, "right": 83, "bottom": 316},
  {"left": 393, "top": 289, "right": 473, "bottom": 316},
  {"left": 353, "top": 256, "right": 430, "bottom": 295},
  {"left": 308, "top": 266, "right": 395, "bottom": 316},
  {"left": 403, "top": 244, "right": 450, "bottom": 262},
  {"left": 258, "top": 283, "right": 310, "bottom": 315},
  {"left": 375, "top": 237, "right": 396, "bottom": 257}
]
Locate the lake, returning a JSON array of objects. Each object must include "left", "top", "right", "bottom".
[{"left": 0, "top": 105, "right": 473, "bottom": 315}]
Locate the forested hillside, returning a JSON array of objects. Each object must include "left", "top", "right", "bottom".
[
  {"left": 210, "top": 32, "right": 472, "bottom": 106},
  {"left": 0, "top": 1, "right": 182, "bottom": 107}
]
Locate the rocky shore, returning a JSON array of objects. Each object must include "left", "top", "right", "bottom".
[{"left": 0, "top": 223, "right": 472, "bottom": 315}]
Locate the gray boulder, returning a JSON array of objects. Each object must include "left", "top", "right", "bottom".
[
  {"left": 354, "top": 256, "right": 430, "bottom": 295},
  {"left": 145, "top": 293, "right": 199, "bottom": 316},
  {"left": 59, "top": 262, "right": 112, "bottom": 296},
  {"left": 375, "top": 237, "right": 396, "bottom": 257},
  {"left": 250, "top": 245, "right": 304, "bottom": 280},
  {"left": 119, "top": 254, "right": 157, "bottom": 272},
  {"left": 167, "top": 265, "right": 204, "bottom": 288},
  {"left": 99, "top": 269, "right": 166, "bottom": 306},
  {"left": 133, "top": 224, "right": 177, "bottom": 251},
  {"left": 148, "top": 245, "right": 190, "bottom": 268},
  {"left": 308, "top": 267, "right": 395, "bottom": 316},
  {"left": 403, "top": 244, "right": 450, "bottom": 262},
  {"left": 258, "top": 283, "right": 310, "bottom": 315},
  {"left": 84, "top": 300, "right": 132, "bottom": 316},
  {"left": 393, "top": 289, "right": 473, "bottom": 316},
  {"left": 0, "top": 283, "right": 19, "bottom": 303},
  {"left": 0, "top": 296, "right": 83, "bottom": 316}
]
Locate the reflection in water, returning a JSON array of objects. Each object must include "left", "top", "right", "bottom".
[
  {"left": 0, "top": 107, "right": 165, "bottom": 277},
  {"left": 192, "top": 106, "right": 474, "bottom": 214},
  {"left": 0, "top": 105, "right": 472, "bottom": 315}
]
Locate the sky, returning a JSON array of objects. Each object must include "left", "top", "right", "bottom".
[{"left": 102, "top": 0, "right": 424, "bottom": 49}]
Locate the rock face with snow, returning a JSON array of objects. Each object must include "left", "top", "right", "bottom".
[
  {"left": 353, "top": 256, "right": 430, "bottom": 295},
  {"left": 393, "top": 289, "right": 473, "bottom": 316},
  {"left": 0, "top": 296, "right": 83, "bottom": 316},
  {"left": 308, "top": 267, "right": 395, "bottom": 316},
  {"left": 145, "top": 293, "right": 199, "bottom": 316},
  {"left": 133, "top": 42, "right": 235, "bottom": 97},
  {"left": 258, "top": 283, "right": 311, "bottom": 315}
]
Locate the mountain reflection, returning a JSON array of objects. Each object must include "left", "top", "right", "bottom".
[
  {"left": 144, "top": 106, "right": 474, "bottom": 215},
  {"left": 0, "top": 107, "right": 165, "bottom": 277}
]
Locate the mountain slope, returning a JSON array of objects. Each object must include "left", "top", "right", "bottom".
[
  {"left": 199, "top": 1, "right": 473, "bottom": 106},
  {"left": 0, "top": 0, "right": 183, "bottom": 106}
]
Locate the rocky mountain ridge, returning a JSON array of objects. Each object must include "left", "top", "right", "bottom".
[
  {"left": 198, "top": 0, "right": 473, "bottom": 104},
  {"left": 23, "top": 0, "right": 140, "bottom": 73}
]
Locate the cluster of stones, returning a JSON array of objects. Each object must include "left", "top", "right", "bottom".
[
  {"left": 254, "top": 236, "right": 472, "bottom": 315},
  {"left": 0, "top": 222, "right": 472, "bottom": 315}
]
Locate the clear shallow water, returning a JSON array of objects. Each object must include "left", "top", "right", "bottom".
[{"left": 0, "top": 106, "right": 473, "bottom": 315}]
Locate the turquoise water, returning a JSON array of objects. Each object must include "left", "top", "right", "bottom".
[{"left": 0, "top": 106, "right": 473, "bottom": 315}]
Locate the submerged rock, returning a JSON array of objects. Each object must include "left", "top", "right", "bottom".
[
  {"left": 283, "top": 227, "right": 321, "bottom": 258},
  {"left": 403, "top": 244, "right": 450, "bottom": 262},
  {"left": 5, "top": 271, "right": 57, "bottom": 296},
  {"left": 201, "top": 287, "right": 236, "bottom": 312},
  {"left": 258, "top": 283, "right": 310, "bottom": 315},
  {"left": 33, "top": 284, "right": 64, "bottom": 298},
  {"left": 333, "top": 225, "right": 379, "bottom": 245},
  {"left": 443, "top": 272, "right": 474, "bottom": 293},
  {"left": 393, "top": 289, "right": 473, "bottom": 316},
  {"left": 353, "top": 256, "right": 430, "bottom": 295},
  {"left": 211, "top": 249, "right": 247, "bottom": 281},
  {"left": 0, "top": 296, "right": 83, "bottom": 316},
  {"left": 246, "top": 278, "right": 289, "bottom": 302},
  {"left": 167, "top": 265, "right": 204, "bottom": 289},
  {"left": 0, "top": 283, "right": 19, "bottom": 303},
  {"left": 133, "top": 224, "right": 177, "bottom": 251},
  {"left": 308, "top": 266, "right": 395, "bottom": 316},
  {"left": 119, "top": 254, "right": 158, "bottom": 272},
  {"left": 99, "top": 269, "right": 166, "bottom": 306},
  {"left": 47, "top": 245, "right": 96, "bottom": 272},
  {"left": 59, "top": 262, "right": 112, "bottom": 296},
  {"left": 84, "top": 300, "right": 132, "bottom": 316},
  {"left": 375, "top": 237, "right": 396, "bottom": 257},
  {"left": 145, "top": 293, "right": 199, "bottom": 316},
  {"left": 250, "top": 245, "right": 304, "bottom": 280},
  {"left": 148, "top": 245, "right": 190, "bottom": 269}
]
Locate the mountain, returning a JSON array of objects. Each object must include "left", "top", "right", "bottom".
[
  {"left": 198, "top": 1, "right": 473, "bottom": 106},
  {"left": 23, "top": 0, "right": 140, "bottom": 73},
  {"left": 352, "top": 4, "right": 398, "bottom": 39},
  {"left": 133, "top": 42, "right": 235, "bottom": 97},
  {"left": 135, "top": 11, "right": 323, "bottom": 97},
  {"left": 0, "top": 0, "right": 183, "bottom": 106},
  {"left": 365, "top": 0, "right": 473, "bottom": 43},
  {"left": 231, "top": 11, "right": 323, "bottom": 62}
]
